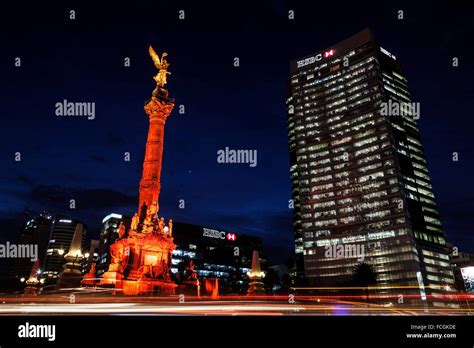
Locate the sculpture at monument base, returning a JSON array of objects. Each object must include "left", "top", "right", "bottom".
[
  {"left": 81, "top": 263, "right": 97, "bottom": 287},
  {"left": 178, "top": 259, "right": 201, "bottom": 297},
  {"left": 100, "top": 208, "right": 177, "bottom": 295}
]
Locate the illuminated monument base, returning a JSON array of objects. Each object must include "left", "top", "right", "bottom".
[{"left": 100, "top": 230, "right": 177, "bottom": 295}]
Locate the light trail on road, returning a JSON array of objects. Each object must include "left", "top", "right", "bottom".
[{"left": 0, "top": 300, "right": 471, "bottom": 316}]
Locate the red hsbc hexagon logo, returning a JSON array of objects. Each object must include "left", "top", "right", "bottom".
[
  {"left": 324, "top": 49, "right": 335, "bottom": 58},
  {"left": 226, "top": 233, "right": 237, "bottom": 241}
]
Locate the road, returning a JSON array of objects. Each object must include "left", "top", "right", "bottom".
[{"left": 0, "top": 291, "right": 471, "bottom": 316}]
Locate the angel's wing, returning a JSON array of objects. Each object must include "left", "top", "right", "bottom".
[{"left": 148, "top": 45, "right": 161, "bottom": 66}]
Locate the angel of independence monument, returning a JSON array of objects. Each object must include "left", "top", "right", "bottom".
[{"left": 100, "top": 46, "right": 177, "bottom": 295}]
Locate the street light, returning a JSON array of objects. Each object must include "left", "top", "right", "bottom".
[{"left": 58, "top": 249, "right": 65, "bottom": 256}]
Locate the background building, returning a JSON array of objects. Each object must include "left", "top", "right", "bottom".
[
  {"left": 171, "top": 221, "right": 267, "bottom": 294},
  {"left": 450, "top": 251, "right": 474, "bottom": 293},
  {"left": 41, "top": 215, "right": 87, "bottom": 285},
  {"left": 287, "top": 28, "right": 454, "bottom": 305},
  {"left": 96, "top": 213, "right": 124, "bottom": 277},
  {"left": 9, "top": 210, "right": 53, "bottom": 288}
]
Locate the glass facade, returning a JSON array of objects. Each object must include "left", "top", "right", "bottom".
[
  {"left": 287, "top": 29, "right": 454, "bottom": 304},
  {"left": 171, "top": 221, "right": 267, "bottom": 294},
  {"left": 10, "top": 212, "right": 53, "bottom": 286},
  {"left": 41, "top": 215, "right": 87, "bottom": 283},
  {"left": 96, "top": 213, "right": 123, "bottom": 277}
]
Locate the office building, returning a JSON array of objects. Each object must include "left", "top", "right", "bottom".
[
  {"left": 450, "top": 251, "right": 474, "bottom": 293},
  {"left": 10, "top": 211, "right": 53, "bottom": 286},
  {"left": 171, "top": 221, "right": 267, "bottom": 293},
  {"left": 287, "top": 29, "right": 454, "bottom": 305},
  {"left": 41, "top": 215, "right": 87, "bottom": 284},
  {"left": 96, "top": 213, "right": 124, "bottom": 277}
]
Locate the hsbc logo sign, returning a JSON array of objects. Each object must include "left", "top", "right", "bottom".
[
  {"left": 296, "top": 49, "right": 336, "bottom": 68},
  {"left": 203, "top": 228, "right": 225, "bottom": 239},
  {"left": 202, "top": 228, "right": 237, "bottom": 241},
  {"left": 324, "top": 49, "right": 335, "bottom": 58}
]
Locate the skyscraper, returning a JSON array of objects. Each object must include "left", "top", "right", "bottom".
[
  {"left": 287, "top": 29, "right": 454, "bottom": 305},
  {"left": 41, "top": 215, "right": 87, "bottom": 284},
  {"left": 96, "top": 213, "right": 125, "bottom": 277},
  {"left": 10, "top": 211, "right": 52, "bottom": 287}
]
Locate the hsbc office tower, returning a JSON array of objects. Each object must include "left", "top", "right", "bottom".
[{"left": 287, "top": 29, "right": 454, "bottom": 306}]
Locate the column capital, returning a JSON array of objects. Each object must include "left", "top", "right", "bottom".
[{"left": 144, "top": 96, "right": 174, "bottom": 121}]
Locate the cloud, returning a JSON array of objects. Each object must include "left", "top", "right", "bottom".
[{"left": 29, "top": 185, "right": 136, "bottom": 212}]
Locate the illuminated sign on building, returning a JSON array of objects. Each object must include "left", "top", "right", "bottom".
[
  {"left": 380, "top": 47, "right": 396, "bottom": 60},
  {"left": 461, "top": 266, "right": 474, "bottom": 293},
  {"left": 324, "top": 49, "right": 335, "bottom": 58},
  {"left": 416, "top": 271, "right": 427, "bottom": 300},
  {"left": 203, "top": 228, "right": 225, "bottom": 239},
  {"left": 202, "top": 228, "right": 237, "bottom": 241},
  {"left": 296, "top": 49, "right": 336, "bottom": 68}
]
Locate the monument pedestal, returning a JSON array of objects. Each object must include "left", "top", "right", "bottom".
[
  {"left": 247, "top": 280, "right": 266, "bottom": 295},
  {"left": 99, "top": 229, "right": 177, "bottom": 296},
  {"left": 247, "top": 250, "right": 266, "bottom": 295},
  {"left": 24, "top": 285, "right": 39, "bottom": 296},
  {"left": 57, "top": 269, "right": 82, "bottom": 289},
  {"left": 100, "top": 271, "right": 123, "bottom": 287},
  {"left": 122, "top": 279, "right": 177, "bottom": 296}
]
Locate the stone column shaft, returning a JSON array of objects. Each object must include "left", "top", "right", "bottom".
[{"left": 139, "top": 96, "right": 174, "bottom": 213}]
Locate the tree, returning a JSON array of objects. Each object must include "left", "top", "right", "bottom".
[{"left": 351, "top": 263, "right": 377, "bottom": 304}]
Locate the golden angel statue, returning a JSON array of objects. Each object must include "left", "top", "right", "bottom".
[{"left": 149, "top": 45, "right": 171, "bottom": 87}]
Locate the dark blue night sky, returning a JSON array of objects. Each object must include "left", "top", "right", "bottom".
[{"left": 1, "top": 1, "right": 473, "bottom": 265}]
